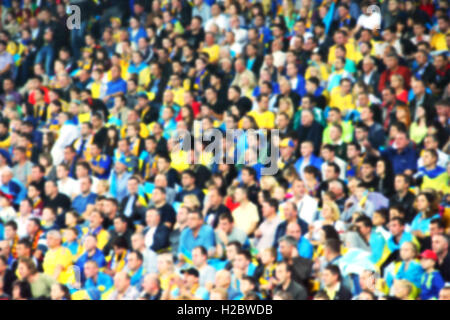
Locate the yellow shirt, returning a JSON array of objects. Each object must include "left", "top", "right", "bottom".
[
  {"left": 328, "top": 42, "right": 357, "bottom": 65},
  {"left": 120, "top": 123, "right": 150, "bottom": 139},
  {"left": 431, "top": 32, "right": 448, "bottom": 51},
  {"left": 170, "top": 150, "right": 189, "bottom": 172},
  {"left": 201, "top": 44, "right": 220, "bottom": 64},
  {"left": 172, "top": 87, "right": 186, "bottom": 107},
  {"left": 43, "top": 246, "right": 73, "bottom": 284},
  {"left": 246, "top": 110, "right": 275, "bottom": 129},
  {"left": 90, "top": 82, "right": 102, "bottom": 99},
  {"left": 329, "top": 87, "right": 355, "bottom": 113},
  {"left": 305, "top": 63, "right": 330, "bottom": 82}
]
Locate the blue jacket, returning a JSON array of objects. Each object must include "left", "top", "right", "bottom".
[{"left": 143, "top": 224, "right": 170, "bottom": 252}]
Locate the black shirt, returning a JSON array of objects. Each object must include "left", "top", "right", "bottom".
[
  {"left": 205, "top": 204, "right": 231, "bottom": 229},
  {"left": 157, "top": 203, "right": 176, "bottom": 230},
  {"left": 275, "top": 280, "right": 308, "bottom": 300},
  {"left": 437, "top": 252, "right": 450, "bottom": 283},
  {"left": 44, "top": 193, "right": 71, "bottom": 214},
  {"left": 389, "top": 191, "right": 417, "bottom": 224}
]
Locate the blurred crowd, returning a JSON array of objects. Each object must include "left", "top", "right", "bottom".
[{"left": 0, "top": 0, "right": 449, "bottom": 301}]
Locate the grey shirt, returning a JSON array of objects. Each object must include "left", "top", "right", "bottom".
[{"left": 12, "top": 161, "right": 33, "bottom": 186}]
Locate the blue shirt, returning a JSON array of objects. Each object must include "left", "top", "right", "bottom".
[
  {"left": 106, "top": 78, "right": 127, "bottom": 97},
  {"left": 381, "top": 147, "right": 418, "bottom": 174},
  {"left": 420, "top": 270, "right": 445, "bottom": 300},
  {"left": 178, "top": 225, "right": 215, "bottom": 261},
  {"left": 90, "top": 155, "right": 112, "bottom": 180},
  {"left": 369, "top": 231, "right": 386, "bottom": 264},
  {"left": 386, "top": 260, "right": 424, "bottom": 289},
  {"left": 109, "top": 171, "right": 131, "bottom": 203},
  {"left": 76, "top": 248, "right": 106, "bottom": 272},
  {"left": 387, "top": 231, "right": 416, "bottom": 253},
  {"left": 72, "top": 192, "right": 97, "bottom": 215},
  {"left": 411, "top": 213, "right": 441, "bottom": 235},
  {"left": 129, "top": 265, "right": 145, "bottom": 288},
  {"left": 84, "top": 272, "right": 114, "bottom": 294}
]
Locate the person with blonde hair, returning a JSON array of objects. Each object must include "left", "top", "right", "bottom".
[
  {"left": 157, "top": 253, "right": 178, "bottom": 292},
  {"left": 393, "top": 279, "right": 414, "bottom": 300},
  {"left": 277, "top": 97, "right": 295, "bottom": 119},
  {"left": 308, "top": 201, "right": 345, "bottom": 242}
]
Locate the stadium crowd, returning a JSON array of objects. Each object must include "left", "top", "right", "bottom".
[{"left": 0, "top": 0, "right": 449, "bottom": 301}]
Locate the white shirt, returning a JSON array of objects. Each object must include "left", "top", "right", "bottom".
[
  {"left": 58, "top": 177, "right": 80, "bottom": 199},
  {"left": 145, "top": 226, "right": 157, "bottom": 249},
  {"left": 205, "top": 14, "right": 228, "bottom": 32},
  {"left": 295, "top": 195, "right": 319, "bottom": 225},
  {"left": 356, "top": 12, "right": 381, "bottom": 30},
  {"left": 51, "top": 122, "right": 80, "bottom": 165},
  {"left": 321, "top": 156, "right": 347, "bottom": 181},
  {"left": 417, "top": 149, "right": 449, "bottom": 168}
]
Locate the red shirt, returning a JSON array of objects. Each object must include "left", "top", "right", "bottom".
[{"left": 378, "top": 66, "right": 412, "bottom": 93}]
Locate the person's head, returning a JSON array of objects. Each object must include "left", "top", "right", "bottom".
[
  {"left": 300, "top": 141, "right": 314, "bottom": 158},
  {"left": 372, "top": 209, "right": 388, "bottom": 227},
  {"left": 127, "top": 250, "right": 143, "bottom": 272},
  {"left": 181, "top": 267, "right": 200, "bottom": 288},
  {"left": 180, "top": 170, "right": 196, "bottom": 189},
  {"left": 439, "top": 286, "right": 450, "bottom": 300},
  {"left": 17, "top": 257, "right": 38, "bottom": 279},
  {"left": 323, "top": 238, "right": 341, "bottom": 260},
  {"left": 192, "top": 246, "right": 208, "bottom": 268},
  {"left": 16, "top": 239, "right": 32, "bottom": 259},
  {"left": 359, "top": 269, "right": 376, "bottom": 292},
  {"left": 141, "top": 273, "right": 160, "bottom": 295},
  {"left": 46, "top": 230, "right": 62, "bottom": 249},
  {"left": 234, "top": 186, "right": 248, "bottom": 203},
  {"left": 278, "top": 235, "right": 297, "bottom": 259},
  {"left": 419, "top": 249, "right": 438, "bottom": 271},
  {"left": 394, "top": 174, "right": 410, "bottom": 193},
  {"left": 389, "top": 216, "right": 406, "bottom": 237},
  {"left": 51, "top": 283, "right": 71, "bottom": 300},
  {"left": 400, "top": 241, "right": 417, "bottom": 262},
  {"left": 217, "top": 213, "right": 234, "bottom": 234},
  {"left": 83, "top": 234, "right": 98, "bottom": 253},
  {"left": 42, "top": 206, "right": 57, "bottom": 224},
  {"left": 322, "top": 265, "right": 342, "bottom": 287},
  {"left": 113, "top": 215, "right": 129, "bottom": 234},
  {"left": 187, "top": 210, "right": 203, "bottom": 231},
  {"left": 393, "top": 279, "right": 413, "bottom": 300},
  {"left": 4, "top": 221, "right": 17, "bottom": 240},
  {"left": 322, "top": 201, "right": 340, "bottom": 222},
  {"left": 430, "top": 219, "right": 445, "bottom": 238},
  {"left": 262, "top": 198, "right": 278, "bottom": 218},
  {"left": 234, "top": 250, "right": 251, "bottom": 271},
  {"left": 80, "top": 176, "right": 92, "bottom": 195},
  {"left": 432, "top": 234, "right": 449, "bottom": 256},
  {"left": 114, "top": 271, "right": 131, "bottom": 293},
  {"left": 12, "top": 280, "right": 32, "bottom": 300},
  {"left": 286, "top": 222, "right": 302, "bottom": 242},
  {"left": 89, "top": 210, "right": 104, "bottom": 229},
  {"left": 225, "top": 241, "right": 242, "bottom": 262}
]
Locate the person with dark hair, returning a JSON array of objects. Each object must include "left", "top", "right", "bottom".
[
  {"left": 175, "top": 169, "right": 205, "bottom": 205},
  {"left": 273, "top": 261, "right": 307, "bottom": 300},
  {"left": 12, "top": 280, "right": 33, "bottom": 300},
  {"left": 278, "top": 235, "right": 313, "bottom": 288},
  {"left": 104, "top": 236, "right": 129, "bottom": 277},
  {"left": 322, "top": 264, "right": 352, "bottom": 300},
  {"left": 389, "top": 174, "right": 417, "bottom": 224},
  {"left": 214, "top": 213, "right": 248, "bottom": 260},
  {"left": 254, "top": 199, "right": 281, "bottom": 253}
]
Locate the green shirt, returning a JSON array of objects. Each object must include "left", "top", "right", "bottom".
[{"left": 30, "top": 273, "right": 57, "bottom": 299}]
